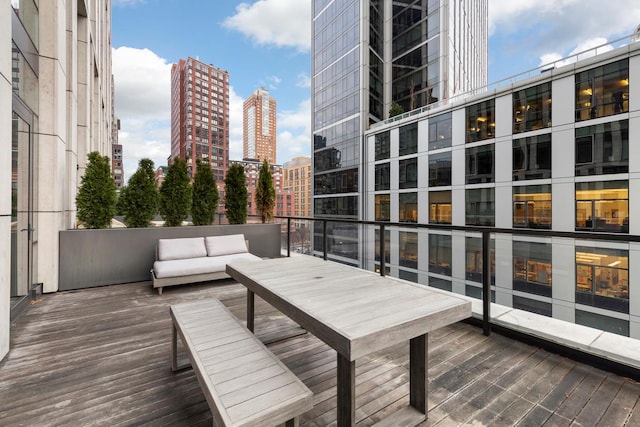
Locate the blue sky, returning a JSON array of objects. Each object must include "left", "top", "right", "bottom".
[{"left": 111, "top": 0, "right": 640, "bottom": 182}]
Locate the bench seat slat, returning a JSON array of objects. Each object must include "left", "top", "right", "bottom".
[{"left": 170, "top": 299, "right": 312, "bottom": 426}]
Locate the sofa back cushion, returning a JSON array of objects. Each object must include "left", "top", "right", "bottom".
[
  {"left": 157, "top": 237, "right": 207, "bottom": 261},
  {"left": 206, "top": 234, "right": 248, "bottom": 257}
]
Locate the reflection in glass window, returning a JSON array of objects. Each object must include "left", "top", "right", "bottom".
[
  {"left": 375, "top": 163, "right": 390, "bottom": 191},
  {"left": 375, "top": 194, "right": 390, "bottom": 221},
  {"left": 465, "top": 188, "right": 495, "bottom": 226},
  {"left": 399, "top": 157, "right": 418, "bottom": 189},
  {"left": 428, "top": 151, "right": 451, "bottom": 187},
  {"left": 513, "top": 134, "right": 551, "bottom": 181},
  {"left": 429, "top": 233, "right": 451, "bottom": 276},
  {"left": 429, "top": 112, "right": 452, "bottom": 150},
  {"left": 575, "top": 120, "right": 628, "bottom": 176},
  {"left": 575, "top": 59, "right": 629, "bottom": 121},
  {"left": 513, "top": 296, "right": 552, "bottom": 317},
  {"left": 399, "top": 192, "right": 418, "bottom": 223},
  {"left": 466, "top": 100, "right": 495, "bottom": 143},
  {"left": 513, "top": 82, "right": 552, "bottom": 133},
  {"left": 575, "top": 181, "right": 628, "bottom": 233},
  {"left": 314, "top": 169, "right": 358, "bottom": 195},
  {"left": 466, "top": 144, "right": 495, "bottom": 184},
  {"left": 576, "top": 246, "right": 629, "bottom": 313},
  {"left": 465, "top": 236, "right": 495, "bottom": 284},
  {"left": 429, "top": 190, "right": 451, "bottom": 224},
  {"left": 374, "top": 229, "right": 390, "bottom": 263},
  {"left": 429, "top": 276, "right": 452, "bottom": 292},
  {"left": 399, "top": 232, "right": 418, "bottom": 269},
  {"left": 375, "top": 130, "right": 390, "bottom": 160},
  {"left": 513, "top": 185, "right": 551, "bottom": 229},
  {"left": 399, "top": 123, "right": 418, "bottom": 156},
  {"left": 513, "top": 241, "right": 552, "bottom": 297},
  {"left": 314, "top": 196, "right": 358, "bottom": 217}
]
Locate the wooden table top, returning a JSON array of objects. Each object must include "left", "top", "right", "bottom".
[{"left": 227, "top": 256, "right": 471, "bottom": 361}]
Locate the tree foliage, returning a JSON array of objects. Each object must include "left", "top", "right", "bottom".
[
  {"left": 389, "top": 101, "right": 404, "bottom": 118},
  {"left": 159, "top": 158, "right": 192, "bottom": 227},
  {"left": 224, "top": 163, "right": 247, "bottom": 224},
  {"left": 76, "top": 151, "right": 117, "bottom": 229},
  {"left": 191, "top": 159, "right": 219, "bottom": 226},
  {"left": 255, "top": 159, "right": 276, "bottom": 223},
  {"left": 118, "top": 158, "right": 158, "bottom": 228}
]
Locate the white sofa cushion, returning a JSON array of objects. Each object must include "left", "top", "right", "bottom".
[
  {"left": 206, "top": 234, "right": 248, "bottom": 257},
  {"left": 157, "top": 237, "right": 206, "bottom": 261},
  {"left": 153, "top": 252, "right": 261, "bottom": 279}
]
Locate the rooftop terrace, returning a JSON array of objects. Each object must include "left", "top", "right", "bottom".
[{"left": 2, "top": 278, "right": 639, "bottom": 426}]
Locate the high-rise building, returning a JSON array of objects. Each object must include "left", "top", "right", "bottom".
[
  {"left": 311, "top": 0, "right": 488, "bottom": 261},
  {"left": 171, "top": 57, "right": 229, "bottom": 182},
  {"left": 243, "top": 88, "right": 277, "bottom": 164},
  {"left": 284, "top": 156, "right": 312, "bottom": 220},
  {"left": 3, "top": 0, "right": 115, "bottom": 359}
]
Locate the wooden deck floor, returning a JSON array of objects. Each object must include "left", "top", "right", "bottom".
[{"left": 1, "top": 280, "right": 639, "bottom": 426}]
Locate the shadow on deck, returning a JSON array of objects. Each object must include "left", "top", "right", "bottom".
[{"left": 1, "top": 280, "right": 639, "bottom": 426}]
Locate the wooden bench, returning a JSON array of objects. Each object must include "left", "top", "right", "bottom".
[{"left": 170, "top": 299, "right": 313, "bottom": 427}]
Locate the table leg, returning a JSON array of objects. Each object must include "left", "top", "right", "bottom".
[
  {"left": 410, "top": 333, "right": 428, "bottom": 416},
  {"left": 337, "top": 353, "right": 355, "bottom": 427},
  {"left": 247, "top": 290, "right": 255, "bottom": 333},
  {"left": 171, "top": 322, "right": 178, "bottom": 372}
]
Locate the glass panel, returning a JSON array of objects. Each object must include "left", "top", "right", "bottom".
[
  {"left": 429, "top": 190, "right": 451, "bottom": 224},
  {"left": 428, "top": 151, "right": 451, "bottom": 187},
  {"left": 466, "top": 144, "right": 495, "bottom": 184},
  {"left": 374, "top": 229, "right": 390, "bottom": 263},
  {"left": 399, "top": 192, "right": 418, "bottom": 223},
  {"left": 575, "top": 181, "right": 628, "bottom": 232},
  {"left": 429, "top": 233, "right": 451, "bottom": 276},
  {"left": 575, "top": 120, "right": 628, "bottom": 176},
  {"left": 399, "top": 123, "right": 418, "bottom": 156},
  {"left": 575, "top": 246, "right": 629, "bottom": 313},
  {"left": 375, "top": 194, "right": 390, "bottom": 221},
  {"left": 466, "top": 100, "right": 495, "bottom": 143},
  {"left": 513, "top": 185, "right": 552, "bottom": 229},
  {"left": 513, "top": 82, "right": 552, "bottom": 133},
  {"left": 399, "top": 232, "right": 418, "bottom": 269},
  {"left": 375, "top": 131, "right": 390, "bottom": 160},
  {"left": 575, "top": 59, "right": 629, "bottom": 121},
  {"left": 465, "top": 188, "right": 495, "bottom": 226},
  {"left": 429, "top": 112, "right": 452, "bottom": 150},
  {"left": 399, "top": 157, "right": 418, "bottom": 189},
  {"left": 375, "top": 163, "right": 390, "bottom": 191},
  {"left": 512, "top": 134, "right": 552, "bottom": 181}
]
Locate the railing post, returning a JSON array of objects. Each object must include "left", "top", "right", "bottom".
[
  {"left": 323, "top": 220, "right": 328, "bottom": 261},
  {"left": 287, "top": 217, "right": 291, "bottom": 257},
  {"left": 482, "top": 230, "right": 491, "bottom": 336},
  {"left": 379, "top": 223, "right": 386, "bottom": 277}
]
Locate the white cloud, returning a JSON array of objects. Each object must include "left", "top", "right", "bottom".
[
  {"left": 112, "top": 0, "right": 146, "bottom": 7},
  {"left": 260, "top": 75, "right": 282, "bottom": 91},
  {"left": 296, "top": 73, "right": 311, "bottom": 88},
  {"left": 223, "top": 0, "right": 311, "bottom": 52},
  {"left": 489, "top": 0, "right": 640, "bottom": 53},
  {"left": 112, "top": 47, "right": 172, "bottom": 181},
  {"left": 539, "top": 37, "right": 614, "bottom": 68},
  {"left": 277, "top": 98, "right": 311, "bottom": 164}
]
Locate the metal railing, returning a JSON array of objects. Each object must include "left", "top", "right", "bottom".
[{"left": 276, "top": 215, "right": 640, "bottom": 339}]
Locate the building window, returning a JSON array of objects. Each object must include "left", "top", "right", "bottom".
[
  {"left": 576, "top": 246, "right": 628, "bottom": 314},
  {"left": 399, "top": 158, "right": 418, "bottom": 189},
  {"left": 513, "top": 241, "right": 552, "bottom": 297},
  {"left": 399, "top": 232, "right": 418, "bottom": 269},
  {"left": 575, "top": 59, "right": 629, "bottom": 121},
  {"left": 375, "top": 194, "right": 390, "bottom": 221},
  {"left": 429, "top": 277, "right": 452, "bottom": 292},
  {"left": 465, "top": 188, "right": 495, "bottom": 226},
  {"left": 429, "top": 190, "right": 451, "bottom": 224},
  {"left": 399, "top": 123, "right": 418, "bottom": 156},
  {"left": 429, "top": 233, "right": 451, "bottom": 276},
  {"left": 375, "top": 163, "right": 390, "bottom": 191},
  {"left": 575, "top": 310, "right": 629, "bottom": 337},
  {"left": 513, "top": 184, "right": 551, "bottom": 229},
  {"left": 399, "top": 192, "right": 418, "bottom": 223},
  {"left": 575, "top": 181, "right": 628, "bottom": 233},
  {"left": 429, "top": 112, "right": 452, "bottom": 150},
  {"left": 513, "top": 82, "right": 552, "bottom": 133},
  {"left": 375, "top": 229, "right": 390, "bottom": 263},
  {"left": 575, "top": 120, "right": 628, "bottom": 176},
  {"left": 375, "top": 130, "right": 390, "bottom": 160},
  {"left": 466, "top": 100, "right": 495, "bottom": 143},
  {"left": 466, "top": 236, "right": 495, "bottom": 284},
  {"left": 513, "top": 134, "right": 551, "bottom": 181},
  {"left": 428, "top": 151, "right": 451, "bottom": 187},
  {"left": 466, "top": 144, "right": 495, "bottom": 184},
  {"left": 513, "top": 296, "right": 552, "bottom": 317}
]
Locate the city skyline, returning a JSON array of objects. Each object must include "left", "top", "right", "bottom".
[{"left": 112, "top": 0, "right": 640, "bottom": 182}]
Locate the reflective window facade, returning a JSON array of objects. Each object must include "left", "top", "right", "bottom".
[
  {"left": 429, "top": 190, "right": 451, "bottom": 224},
  {"left": 575, "top": 181, "right": 628, "bottom": 233},
  {"left": 513, "top": 82, "right": 552, "bottom": 133},
  {"left": 575, "top": 59, "right": 629, "bottom": 121},
  {"left": 399, "top": 157, "right": 418, "bottom": 189},
  {"left": 466, "top": 144, "right": 494, "bottom": 184},
  {"left": 399, "top": 192, "right": 418, "bottom": 223},
  {"left": 429, "top": 112, "right": 452, "bottom": 150},
  {"left": 466, "top": 100, "right": 495, "bottom": 143},
  {"left": 428, "top": 151, "right": 451, "bottom": 187},
  {"left": 466, "top": 188, "right": 494, "bottom": 226},
  {"left": 576, "top": 246, "right": 628, "bottom": 314},
  {"left": 513, "top": 134, "right": 551, "bottom": 181},
  {"left": 513, "top": 241, "right": 552, "bottom": 297},
  {"left": 375, "top": 229, "right": 390, "bottom": 263},
  {"left": 375, "top": 162, "right": 390, "bottom": 191},
  {"left": 375, "top": 194, "right": 390, "bottom": 221},
  {"left": 399, "top": 123, "right": 418, "bottom": 156},
  {"left": 465, "top": 237, "right": 495, "bottom": 284},
  {"left": 399, "top": 231, "right": 418, "bottom": 269},
  {"left": 374, "top": 130, "right": 390, "bottom": 161},
  {"left": 575, "top": 120, "right": 628, "bottom": 176},
  {"left": 429, "top": 233, "right": 451, "bottom": 276},
  {"left": 513, "top": 184, "right": 551, "bottom": 229}
]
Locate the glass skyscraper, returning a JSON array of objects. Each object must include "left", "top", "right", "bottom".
[{"left": 312, "top": 0, "right": 488, "bottom": 262}]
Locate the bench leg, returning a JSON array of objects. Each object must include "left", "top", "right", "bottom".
[
  {"left": 247, "top": 290, "right": 255, "bottom": 332},
  {"left": 410, "top": 333, "right": 428, "bottom": 416},
  {"left": 284, "top": 418, "right": 299, "bottom": 427},
  {"left": 336, "top": 354, "right": 355, "bottom": 427},
  {"left": 158, "top": 287, "right": 163, "bottom": 295}
]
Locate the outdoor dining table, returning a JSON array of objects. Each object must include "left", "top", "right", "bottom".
[{"left": 226, "top": 255, "right": 472, "bottom": 426}]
